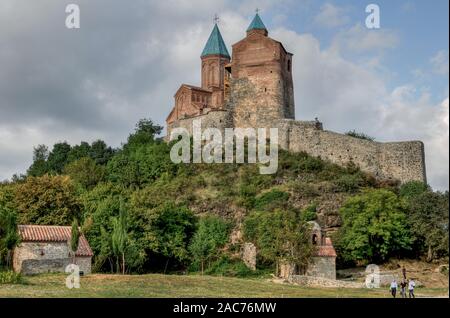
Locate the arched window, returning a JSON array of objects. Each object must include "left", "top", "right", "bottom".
[{"left": 287, "top": 60, "right": 291, "bottom": 72}]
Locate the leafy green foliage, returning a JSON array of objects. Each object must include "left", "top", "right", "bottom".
[
  {"left": 47, "top": 142, "right": 72, "bottom": 174},
  {"left": 14, "top": 175, "right": 81, "bottom": 225},
  {"left": 107, "top": 142, "right": 176, "bottom": 188},
  {"left": 189, "top": 216, "right": 230, "bottom": 273},
  {"left": 0, "top": 205, "right": 20, "bottom": 268},
  {"left": 0, "top": 271, "right": 23, "bottom": 284},
  {"left": 243, "top": 209, "right": 313, "bottom": 272},
  {"left": 204, "top": 256, "right": 271, "bottom": 278},
  {"left": 63, "top": 157, "right": 105, "bottom": 189},
  {"left": 124, "top": 118, "right": 163, "bottom": 151},
  {"left": 301, "top": 204, "right": 317, "bottom": 222},
  {"left": 337, "top": 189, "right": 412, "bottom": 264},
  {"left": 70, "top": 218, "right": 80, "bottom": 257},
  {"left": 27, "top": 145, "right": 49, "bottom": 177},
  {"left": 253, "top": 189, "right": 289, "bottom": 211},
  {"left": 399, "top": 181, "right": 430, "bottom": 199},
  {"left": 403, "top": 190, "right": 449, "bottom": 260},
  {"left": 148, "top": 203, "right": 197, "bottom": 266}
]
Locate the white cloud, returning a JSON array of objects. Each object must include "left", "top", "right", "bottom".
[
  {"left": 330, "top": 23, "right": 398, "bottom": 55},
  {"left": 313, "top": 3, "right": 350, "bottom": 28},
  {"left": 430, "top": 49, "right": 449, "bottom": 76}
]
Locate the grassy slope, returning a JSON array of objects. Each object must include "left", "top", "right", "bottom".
[{"left": 0, "top": 274, "right": 447, "bottom": 298}]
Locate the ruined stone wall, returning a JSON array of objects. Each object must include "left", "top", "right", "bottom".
[
  {"left": 288, "top": 275, "right": 364, "bottom": 288},
  {"left": 306, "top": 256, "right": 336, "bottom": 280},
  {"left": 277, "top": 119, "right": 426, "bottom": 184},
  {"left": 13, "top": 242, "right": 91, "bottom": 275}
]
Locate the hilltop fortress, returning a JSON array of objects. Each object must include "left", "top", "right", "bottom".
[{"left": 166, "top": 14, "right": 426, "bottom": 184}]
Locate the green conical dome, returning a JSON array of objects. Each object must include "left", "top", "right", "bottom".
[
  {"left": 247, "top": 13, "right": 267, "bottom": 32},
  {"left": 201, "top": 24, "right": 230, "bottom": 59}
]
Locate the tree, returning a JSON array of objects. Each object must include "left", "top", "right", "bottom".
[
  {"left": 189, "top": 216, "right": 230, "bottom": 274},
  {"left": 148, "top": 203, "right": 197, "bottom": 271},
  {"left": 27, "top": 144, "right": 49, "bottom": 177},
  {"left": 67, "top": 141, "right": 91, "bottom": 163},
  {"left": 404, "top": 190, "right": 449, "bottom": 261},
  {"left": 124, "top": 118, "right": 163, "bottom": 151},
  {"left": 337, "top": 189, "right": 412, "bottom": 264},
  {"left": 107, "top": 142, "right": 176, "bottom": 188},
  {"left": 0, "top": 205, "right": 20, "bottom": 269},
  {"left": 243, "top": 209, "right": 313, "bottom": 275},
  {"left": 63, "top": 157, "right": 105, "bottom": 189},
  {"left": 70, "top": 218, "right": 80, "bottom": 264},
  {"left": 89, "top": 140, "right": 115, "bottom": 165},
  {"left": 47, "top": 142, "right": 72, "bottom": 174},
  {"left": 14, "top": 175, "right": 81, "bottom": 225},
  {"left": 111, "top": 201, "right": 128, "bottom": 274}
]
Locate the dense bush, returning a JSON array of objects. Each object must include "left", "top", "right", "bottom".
[{"left": 336, "top": 189, "right": 412, "bottom": 264}]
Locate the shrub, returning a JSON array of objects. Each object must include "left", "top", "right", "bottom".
[
  {"left": 253, "top": 189, "right": 289, "bottom": 211},
  {"left": 399, "top": 181, "right": 430, "bottom": 199},
  {"left": 345, "top": 130, "right": 375, "bottom": 141},
  {"left": 334, "top": 174, "right": 365, "bottom": 192},
  {"left": 204, "top": 256, "right": 271, "bottom": 278},
  {"left": 0, "top": 271, "right": 23, "bottom": 284},
  {"left": 301, "top": 204, "right": 317, "bottom": 222}
]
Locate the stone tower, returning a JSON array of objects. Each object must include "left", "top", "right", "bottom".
[{"left": 227, "top": 13, "right": 295, "bottom": 130}]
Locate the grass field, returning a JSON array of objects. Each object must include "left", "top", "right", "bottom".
[{"left": 0, "top": 274, "right": 447, "bottom": 298}]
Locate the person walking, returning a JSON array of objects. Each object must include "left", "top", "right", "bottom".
[
  {"left": 408, "top": 279, "right": 416, "bottom": 298},
  {"left": 390, "top": 279, "right": 398, "bottom": 298},
  {"left": 399, "top": 279, "right": 407, "bottom": 298}
]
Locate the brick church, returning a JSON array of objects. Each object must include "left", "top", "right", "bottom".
[
  {"left": 166, "top": 13, "right": 295, "bottom": 134},
  {"left": 165, "top": 13, "right": 426, "bottom": 186}
]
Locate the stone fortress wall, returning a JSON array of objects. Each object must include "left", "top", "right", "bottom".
[
  {"left": 168, "top": 109, "right": 427, "bottom": 184},
  {"left": 277, "top": 119, "right": 427, "bottom": 184}
]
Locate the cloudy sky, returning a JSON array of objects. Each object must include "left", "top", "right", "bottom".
[{"left": 0, "top": 0, "right": 448, "bottom": 190}]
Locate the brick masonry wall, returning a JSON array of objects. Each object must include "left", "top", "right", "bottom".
[{"left": 13, "top": 242, "right": 92, "bottom": 275}]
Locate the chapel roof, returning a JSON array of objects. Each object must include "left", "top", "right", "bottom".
[{"left": 18, "top": 224, "right": 94, "bottom": 257}]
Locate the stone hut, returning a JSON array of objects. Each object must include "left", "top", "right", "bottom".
[
  {"left": 13, "top": 225, "right": 93, "bottom": 275},
  {"left": 306, "top": 221, "right": 337, "bottom": 280}
]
